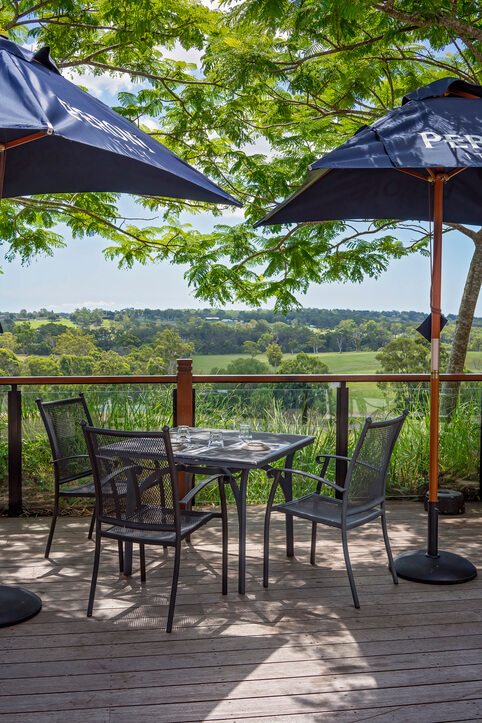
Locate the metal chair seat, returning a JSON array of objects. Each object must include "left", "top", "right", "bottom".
[
  {"left": 103, "top": 506, "right": 223, "bottom": 545},
  {"left": 274, "top": 493, "right": 383, "bottom": 529}
]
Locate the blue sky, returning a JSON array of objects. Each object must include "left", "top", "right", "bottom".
[
  {"left": 3, "top": 44, "right": 481, "bottom": 317},
  {"left": 3, "top": 215, "right": 478, "bottom": 315}
]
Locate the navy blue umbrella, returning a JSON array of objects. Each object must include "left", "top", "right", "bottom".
[
  {"left": 0, "top": 37, "right": 240, "bottom": 627},
  {"left": 256, "top": 77, "right": 482, "bottom": 585},
  {"left": 0, "top": 37, "right": 241, "bottom": 206}
]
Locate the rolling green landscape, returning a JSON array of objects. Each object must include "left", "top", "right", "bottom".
[{"left": 1, "top": 306, "right": 482, "bottom": 514}]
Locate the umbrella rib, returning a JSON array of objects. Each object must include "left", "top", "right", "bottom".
[
  {"left": 4, "top": 130, "right": 50, "bottom": 150},
  {"left": 398, "top": 167, "right": 466, "bottom": 183},
  {"left": 398, "top": 168, "right": 430, "bottom": 182}
]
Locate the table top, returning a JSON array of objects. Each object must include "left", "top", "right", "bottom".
[
  {"left": 100, "top": 428, "right": 315, "bottom": 471},
  {"left": 174, "top": 429, "right": 315, "bottom": 470}
]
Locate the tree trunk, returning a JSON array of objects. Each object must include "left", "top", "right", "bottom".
[{"left": 441, "top": 230, "right": 482, "bottom": 418}]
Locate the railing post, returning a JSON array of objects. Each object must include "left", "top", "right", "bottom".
[
  {"left": 8, "top": 385, "right": 22, "bottom": 516},
  {"left": 175, "top": 359, "right": 194, "bottom": 500},
  {"left": 176, "top": 359, "right": 194, "bottom": 427},
  {"left": 336, "top": 382, "right": 349, "bottom": 497}
]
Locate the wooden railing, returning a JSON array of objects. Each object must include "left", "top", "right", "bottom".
[{"left": 3, "top": 358, "right": 482, "bottom": 515}]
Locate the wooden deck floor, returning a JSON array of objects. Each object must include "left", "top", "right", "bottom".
[{"left": 1, "top": 502, "right": 482, "bottom": 722}]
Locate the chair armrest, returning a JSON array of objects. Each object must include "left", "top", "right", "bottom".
[
  {"left": 52, "top": 454, "right": 90, "bottom": 464},
  {"left": 180, "top": 473, "right": 227, "bottom": 505},
  {"left": 315, "top": 453, "right": 352, "bottom": 464},
  {"left": 266, "top": 466, "right": 346, "bottom": 494},
  {"left": 315, "top": 453, "right": 378, "bottom": 474}
]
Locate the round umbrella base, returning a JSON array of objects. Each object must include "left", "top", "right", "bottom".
[
  {"left": 0, "top": 585, "right": 42, "bottom": 627},
  {"left": 394, "top": 550, "right": 477, "bottom": 584}
]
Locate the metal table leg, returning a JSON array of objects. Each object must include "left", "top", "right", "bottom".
[
  {"left": 237, "top": 470, "right": 249, "bottom": 594},
  {"left": 279, "top": 452, "right": 295, "bottom": 558},
  {"left": 226, "top": 468, "right": 249, "bottom": 595}
]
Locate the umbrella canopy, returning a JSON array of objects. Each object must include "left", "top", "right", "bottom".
[
  {"left": 0, "top": 37, "right": 241, "bottom": 206},
  {"left": 255, "top": 77, "right": 482, "bottom": 226},
  {"left": 256, "top": 77, "right": 482, "bottom": 585}
]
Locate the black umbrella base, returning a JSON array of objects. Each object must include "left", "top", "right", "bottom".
[
  {"left": 0, "top": 585, "right": 42, "bottom": 627},
  {"left": 394, "top": 550, "right": 477, "bottom": 584}
]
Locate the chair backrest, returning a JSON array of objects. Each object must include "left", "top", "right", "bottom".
[
  {"left": 81, "top": 425, "right": 181, "bottom": 534},
  {"left": 344, "top": 410, "right": 408, "bottom": 515},
  {"left": 36, "top": 394, "right": 93, "bottom": 485}
]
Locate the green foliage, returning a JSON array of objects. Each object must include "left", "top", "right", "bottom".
[
  {"left": 59, "top": 355, "right": 96, "bottom": 376},
  {"left": 12, "top": 383, "right": 481, "bottom": 512},
  {"left": 24, "top": 356, "right": 60, "bottom": 376},
  {"left": 1, "top": 1, "right": 477, "bottom": 312},
  {"left": 54, "top": 329, "right": 99, "bottom": 357},
  {"left": 278, "top": 351, "right": 329, "bottom": 375},
  {"left": 211, "top": 357, "right": 270, "bottom": 374},
  {"left": 376, "top": 336, "right": 448, "bottom": 410},
  {"left": 0, "top": 348, "right": 21, "bottom": 375},
  {"left": 145, "top": 328, "right": 194, "bottom": 374},
  {"left": 265, "top": 342, "right": 283, "bottom": 370}
]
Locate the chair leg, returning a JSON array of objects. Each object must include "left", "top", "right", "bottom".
[
  {"left": 166, "top": 543, "right": 181, "bottom": 633},
  {"left": 220, "top": 479, "right": 228, "bottom": 596},
  {"left": 140, "top": 544, "right": 146, "bottom": 583},
  {"left": 341, "top": 527, "right": 360, "bottom": 609},
  {"left": 45, "top": 498, "right": 59, "bottom": 558},
  {"left": 263, "top": 478, "right": 280, "bottom": 588},
  {"left": 87, "top": 533, "right": 102, "bottom": 617},
  {"left": 88, "top": 507, "right": 96, "bottom": 540},
  {"left": 381, "top": 511, "right": 398, "bottom": 585},
  {"left": 118, "top": 541, "right": 124, "bottom": 574},
  {"left": 263, "top": 505, "right": 272, "bottom": 588},
  {"left": 310, "top": 522, "right": 317, "bottom": 565}
]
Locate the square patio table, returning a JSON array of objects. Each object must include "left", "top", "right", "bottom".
[{"left": 101, "top": 428, "right": 315, "bottom": 594}]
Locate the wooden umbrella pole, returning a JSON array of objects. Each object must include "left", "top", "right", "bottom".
[{"left": 427, "top": 175, "right": 444, "bottom": 557}]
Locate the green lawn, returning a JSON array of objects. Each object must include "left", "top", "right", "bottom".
[
  {"left": 192, "top": 351, "right": 381, "bottom": 374},
  {"left": 466, "top": 351, "right": 482, "bottom": 370},
  {"left": 28, "top": 319, "right": 75, "bottom": 329}
]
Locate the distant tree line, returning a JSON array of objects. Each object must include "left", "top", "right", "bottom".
[{"left": 0, "top": 306, "right": 476, "bottom": 379}]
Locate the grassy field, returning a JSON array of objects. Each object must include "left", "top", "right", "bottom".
[
  {"left": 192, "top": 351, "right": 381, "bottom": 374},
  {"left": 466, "top": 351, "right": 482, "bottom": 370},
  {"left": 27, "top": 319, "right": 75, "bottom": 329}
]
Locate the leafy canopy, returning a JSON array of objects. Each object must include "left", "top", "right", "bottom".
[{"left": 2, "top": 1, "right": 482, "bottom": 309}]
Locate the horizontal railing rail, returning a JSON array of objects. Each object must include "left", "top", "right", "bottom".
[
  {"left": 2, "top": 359, "right": 482, "bottom": 515},
  {"left": 0, "top": 375, "right": 177, "bottom": 385},
  {"left": 3, "top": 373, "right": 482, "bottom": 385}
]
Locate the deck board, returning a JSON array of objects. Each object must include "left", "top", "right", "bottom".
[{"left": 1, "top": 502, "right": 482, "bottom": 721}]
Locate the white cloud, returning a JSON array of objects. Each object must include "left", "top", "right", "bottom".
[
  {"left": 66, "top": 69, "right": 139, "bottom": 99},
  {"left": 163, "top": 41, "right": 202, "bottom": 67}
]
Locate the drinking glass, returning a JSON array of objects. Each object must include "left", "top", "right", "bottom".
[
  {"left": 176, "top": 425, "right": 191, "bottom": 445},
  {"left": 239, "top": 424, "right": 252, "bottom": 442},
  {"left": 208, "top": 430, "right": 224, "bottom": 448}
]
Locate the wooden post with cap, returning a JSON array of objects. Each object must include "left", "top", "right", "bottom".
[
  {"left": 176, "top": 359, "right": 194, "bottom": 427},
  {"left": 176, "top": 359, "right": 194, "bottom": 499}
]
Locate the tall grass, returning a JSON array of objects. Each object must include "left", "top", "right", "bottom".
[{"left": 1, "top": 382, "right": 480, "bottom": 513}]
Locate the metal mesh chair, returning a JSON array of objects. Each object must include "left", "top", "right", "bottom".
[
  {"left": 81, "top": 424, "right": 228, "bottom": 633},
  {"left": 264, "top": 411, "right": 408, "bottom": 608},
  {"left": 36, "top": 394, "right": 98, "bottom": 558}
]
